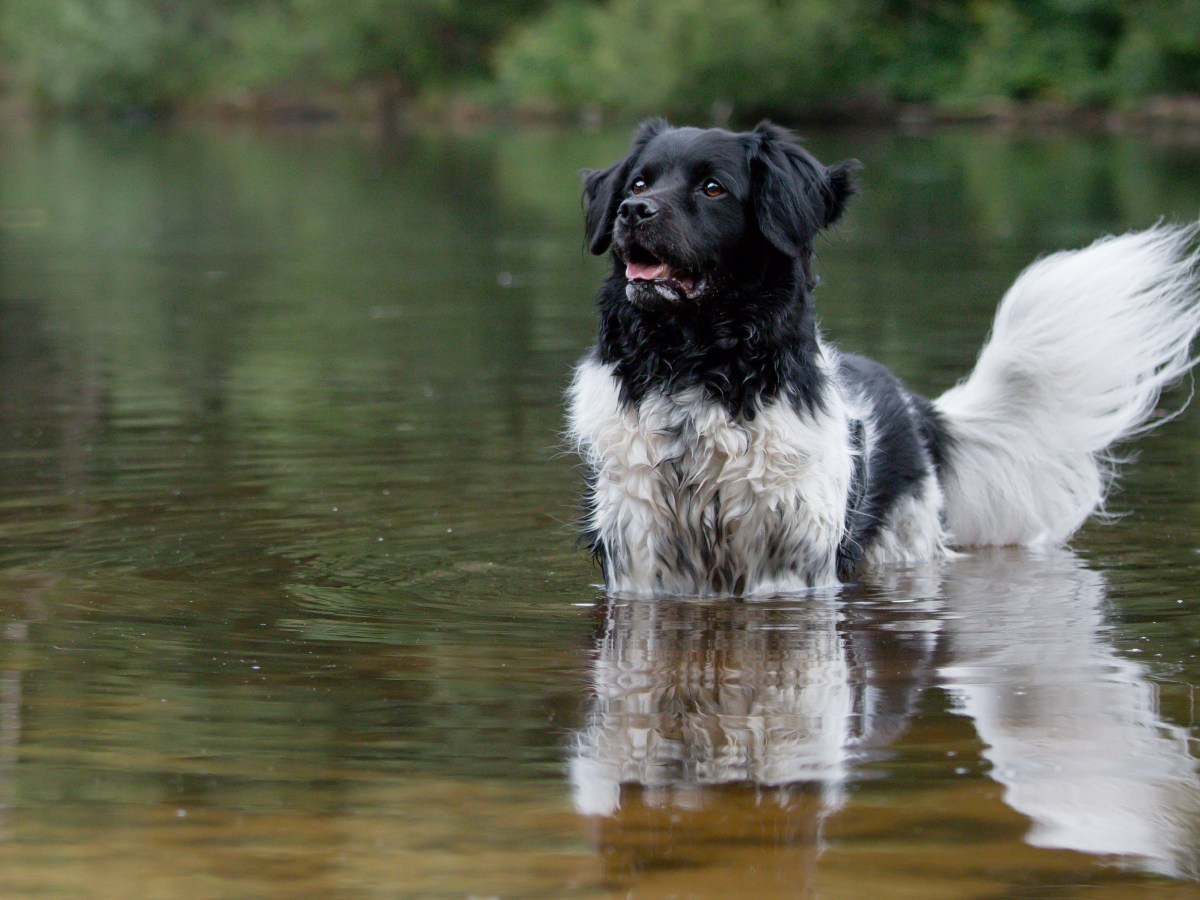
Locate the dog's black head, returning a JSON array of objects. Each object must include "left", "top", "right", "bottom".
[{"left": 583, "top": 119, "right": 857, "bottom": 310}]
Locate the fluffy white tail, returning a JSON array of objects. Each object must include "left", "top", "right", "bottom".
[{"left": 936, "top": 223, "right": 1200, "bottom": 547}]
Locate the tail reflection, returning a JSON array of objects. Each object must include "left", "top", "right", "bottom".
[
  {"left": 570, "top": 549, "right": 1200, "bottom": 878},
  {"left": 939, "top": 548, "right": 1200, "bottom": 878}
]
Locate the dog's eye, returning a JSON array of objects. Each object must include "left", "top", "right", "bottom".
[
  {"left": 702, "top": 179, "right": 725, "bottom": 198},
  {"left": 630, "top": 177, "right": 648, "bottom": 195}
]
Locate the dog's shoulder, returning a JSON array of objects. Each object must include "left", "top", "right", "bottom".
[
  {"left": 836, "top": 353, "right": 948, "bottom": 486},
  {"left": 834, "top": 353, "right": 949, "bottom": 572}
]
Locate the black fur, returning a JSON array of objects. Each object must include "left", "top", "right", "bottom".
[
  {"left": 584, "top": 122, "right": 857, "bottom": 419},
  {"left": 835, "top": 355, "right": 952, "bottom": 578}
]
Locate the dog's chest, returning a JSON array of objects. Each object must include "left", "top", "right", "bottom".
[{"left": 568, "top": 360, "right": 853, "bottom": 595}]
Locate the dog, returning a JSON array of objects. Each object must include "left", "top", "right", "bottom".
[{"left": 567, "top": 119, "right": 1200, "bottom": 597}]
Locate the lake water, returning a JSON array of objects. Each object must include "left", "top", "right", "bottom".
[{"left": 1, "top": 122, "right": 1200, "bottom": 897}]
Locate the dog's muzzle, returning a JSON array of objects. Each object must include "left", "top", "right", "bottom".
[{"left": 615, "top": 202, "right": 702, "bottom": 305}]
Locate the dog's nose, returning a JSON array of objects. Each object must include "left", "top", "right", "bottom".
[{"left": 618, "top": 197, "right": 658, "bottom": 223}]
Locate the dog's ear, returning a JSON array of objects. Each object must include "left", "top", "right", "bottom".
[
  {"left": 582, "top": 118, "right": 669, "bottom": 255},
  {"left": 582, "top": 159, "right": 629, "bottom": 256},
  {"left": 824, "top": 159, "right": 859, "bottom": 229},
  {"left": 749, "top": 121, "right": 859, "bottom": 258}
]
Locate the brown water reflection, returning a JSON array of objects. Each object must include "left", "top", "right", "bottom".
[{"left": 2, "top": 551, "right": 1196, "bottom": 897}]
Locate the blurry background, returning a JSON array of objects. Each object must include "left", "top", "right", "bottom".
[{"left": 0, "top": 0, "right": 1198, "bottom": 127}]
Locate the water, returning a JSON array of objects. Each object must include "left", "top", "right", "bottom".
[{"left": 0, "top": 123, "right": 1199, "bottom": 897}]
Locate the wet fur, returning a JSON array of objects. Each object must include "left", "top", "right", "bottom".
[{"left": 568, "top": 120, "right": 1200, "bottom": 597}]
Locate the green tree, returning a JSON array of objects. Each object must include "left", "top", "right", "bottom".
[
  {"left": 0, "top": 0, "right": 1198, "bottom": 121},
  {"left": 0, "top": 0, "right": 242, "bottom": 116},
  {"left": 496, "top": 0, "right": 871, "bottom": 121},
  {"left": 1112, "top": 0, "right": 1200, "bottom": 96},
  {"left": 223, "top": 0, "right": 551, "bottom": 123}
]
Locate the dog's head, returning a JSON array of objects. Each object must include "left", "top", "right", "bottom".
[{"left": 583, "top": 120, "right": 857, "bottom": 309}]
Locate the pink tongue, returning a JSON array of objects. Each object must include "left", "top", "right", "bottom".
[{"left": 626, "top": 260, "right": 668, "bottom": 281}]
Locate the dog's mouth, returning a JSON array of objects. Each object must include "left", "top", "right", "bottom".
[{"left": 622, "top": 243, "right": 701, "bottom": 301}]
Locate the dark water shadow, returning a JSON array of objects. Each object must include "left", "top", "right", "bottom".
[{"left": 570, "top": 547, "right": 1200, "bottom": 882}]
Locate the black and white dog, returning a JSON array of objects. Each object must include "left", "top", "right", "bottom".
[{"left": 567, "top": 120, "right": 1200, "bottom": 597}]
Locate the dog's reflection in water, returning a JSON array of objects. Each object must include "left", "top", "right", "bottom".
[{"left": 570, "top": 549, "right": 1199, "bottom": 882}]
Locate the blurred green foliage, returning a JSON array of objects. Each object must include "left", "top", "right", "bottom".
[
  {"left": 0, "top": 0, "right": 224, "bottom": 116},
  {"left": 0, "top": 0, "right": 1197, "bottom": 120},
  {"left": 494, "top": 0, "right": 866, "bottom": 119}
]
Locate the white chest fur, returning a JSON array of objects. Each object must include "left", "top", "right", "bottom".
[{"left": 567, "top": 358, "right": 854, "bottom": 596}]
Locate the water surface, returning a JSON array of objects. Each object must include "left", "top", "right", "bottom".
[{"left": 1, "top": 124, "right": 1199, "bottom": 897}]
